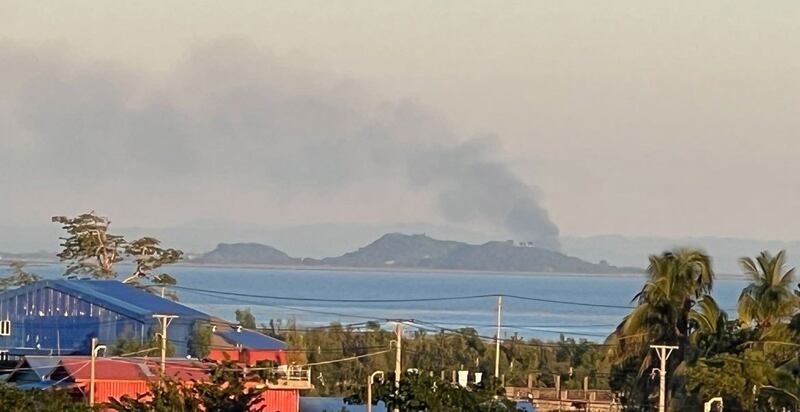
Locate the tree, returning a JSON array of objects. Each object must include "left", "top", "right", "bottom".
[
  {"left": 53, "top": 212, "right": 125, "bottom": 279},
  {"left": 0, "top": 261, "right": 41, "bottom": 291},
  {"left": 106, "top": 377, "right": 198, "bottom": 412},
  {"left": 687, "top": 295, "right": 733, "bottom": 360},
  {"left": 607, "top": 249, "right": 714, "bottom": 408},
  {"left": 346, "top": 370, "right": 519, "bottom": 412},
  {"left": 107, "top": 362, "right": 264, "bottom": 412},
  {"left": 609, "top": 249, "right": 714, "bottom": 366},
  {"left": 0, "top": 383, "right": 93, "bottom": 412},
  {"left": 235, "top": 308, "right": 257, "bottom": 329},
  {"left": 686, "top": 349, "right": 771, "bottom": 411},
  {"left": 110, "top": 326, "right": 174, "bottom": 357},
  {"left": 188, "top": 321, "right": 213, "bottom": 359},
  {"left": 53, "top": 212, "right": 183, "bottom": 298},
  {"left": 121, "top": 237, "right": 183, "bottom": 285},
  {"left": 738, "top": 250, "right": 798, "bottom": 331}
]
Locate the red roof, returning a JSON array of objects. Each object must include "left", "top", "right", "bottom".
[
  {"left": 163, "top": 360, "right": 212, "bottom": 382},
  {"left": 60, "top": 357, "right": 154, "bottom": 381}
]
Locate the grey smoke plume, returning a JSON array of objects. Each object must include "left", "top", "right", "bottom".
[{"left": 0, "top": 40, "right": 560, "bottom": 250}]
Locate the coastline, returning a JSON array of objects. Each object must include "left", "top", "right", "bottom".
[{"left": 7, "top": 259, "right": 752, "bottom": 279}]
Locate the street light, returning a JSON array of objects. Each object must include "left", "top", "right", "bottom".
[
  {"left": 367, "top": 370, "right": 385, "bottom": 412},
  {"left": 90, "top": 337, "right": 107, "bottom": 406}
]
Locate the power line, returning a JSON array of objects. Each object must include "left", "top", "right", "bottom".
[
  {"left": 171, "top": 285, "right": 497, "bottom": 303},
  {"left": 171, "top": 286, "right": 635, "bottom": 309}
]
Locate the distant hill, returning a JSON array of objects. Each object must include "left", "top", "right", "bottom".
[
  {"left": 192, "top": 243, "right": 300, "bottom": 265},
  {"left": 302, "top": 233, "right": 637, "bottom": 274},
  {"left": 306, "top": 233, "right": 464, "bottom": 267},
  {"left": 0, "top": 250, "right": 56, "bottom": 263},
  {"left": 429, "top": 240, "right": 625, "bottom": 273}
]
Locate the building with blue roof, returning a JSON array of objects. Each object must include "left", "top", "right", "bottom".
[{"left": 0, "top": 280, "right": 211, "bottom": 357}]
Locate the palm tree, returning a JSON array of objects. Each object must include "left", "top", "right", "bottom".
[
  {"left": 688, "top": 295, "right": 729, "bottom": 358},
  {"left": 610, "top": 249, "right": 714, "bottom": 368},
  {"left": 738, "top": 250, "right": 798, "bottom": 331},
  {"left": 607, "top": 249, "right": 714, "bottom": 408}
]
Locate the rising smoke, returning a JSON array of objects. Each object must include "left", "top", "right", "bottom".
[{"left": 0, "top": 40, "right": 560, "bottom": 250}]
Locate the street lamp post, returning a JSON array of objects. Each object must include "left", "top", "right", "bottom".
[
  {"left": 89, "top": 337, "right": 107, "bottom": 407},
  {"left": 367, "top": 370, "right": 385, "bottom": 412}
]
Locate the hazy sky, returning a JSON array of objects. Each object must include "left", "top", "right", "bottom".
[{"left": 1, "top": 1, "right": 799, "bottom": 243}]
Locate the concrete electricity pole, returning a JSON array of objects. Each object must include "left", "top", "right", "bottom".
[
  {"left": 153, "top": 314, "right": 179, "bottom": 374},
  {"left": 391, "top": 320, "right": 409, "bottom": 412},
  {"left": 651, "top": 344, "right": 678, "bottom": 412},
  {"left": 393, "top": 322, "right": 404, "bottom": 385},
  {"left": 89, "top": 337, "right": 107, "bottom": 406},
  {"left": 494, "top": 295, "right": 503, "bottom": 379}
]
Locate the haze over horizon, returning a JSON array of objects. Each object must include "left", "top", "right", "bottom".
[{"left": 2, "top": 1, "right": 799, "bottom": 254}]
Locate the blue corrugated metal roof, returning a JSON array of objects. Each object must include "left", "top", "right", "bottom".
[
  {"left": 51, "top": 280, "right": 209, "bottom": 319},
  {"left": 2, "top": 280, "right": 210, "bottom": 321},
  {"left": 218, "top": 329, "right": 287, "bottom": 350}
]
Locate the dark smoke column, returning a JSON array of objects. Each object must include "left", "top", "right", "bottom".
[{"left": 408, "top": 137, "right": 561, "bottom": 251}]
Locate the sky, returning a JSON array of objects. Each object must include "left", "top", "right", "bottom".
[{"left": 1, "top": 1, "right": 799, "bottom": 251}]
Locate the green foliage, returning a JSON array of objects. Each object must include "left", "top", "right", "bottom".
[
  {"left": 608, "top": 248, "right": 800, "bottom": 410},
  {"left": 52, "top": 212, "right": 183, "bottom": 297},
  {"left": 188, "top": 321, "right": 213, "bottom": 358},
  {"left": 110, "top": 326, "right": 173, "bottom": 357},
  {"left": 53, "top": 212, "right": 125, "bottom": 279},
  {"left": 606, "top": 249, "right": 714, "bottom": 408},
  {"left": 235, "top": 308, "right": 257, "bottom": 329},
  {"left": 346, "top": 370, "right": 519, "bottom": 412},
  {"left": 0, "top": 383, "right": 94, "bottom": 412},
  {"left": 192, "top": 361, "right": 265, "bottom": 411},
  {"left": 122, "top": 237, "right": 183, "bottom": 286},
  {"left": 0, "top": 261, "right": 41, "bottom": 291},
  {"left": 686, "top": 349, "right": 771, "bottom": 411},
  {"left": 106, "top": 377, "right": 199, "bottom": 412},
  {"left": 106, "top": 362, "right": 264, "bottom": 412},
  {"left": 738, "top": 250, "right": 798, "bottom": 330},
  {"left": 271, "top": 320, "right": 608, "bottom": 398}
]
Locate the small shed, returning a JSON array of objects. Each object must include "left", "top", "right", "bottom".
[{"left": 209, "top": 323, "right": 288, "bottom": 365}]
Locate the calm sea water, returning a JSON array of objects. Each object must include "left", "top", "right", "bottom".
[{"left": 25, "top": 264, "right": 748, "bottom": 341}]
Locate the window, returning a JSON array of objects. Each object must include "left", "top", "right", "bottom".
[
  {"left": 0, "top": 351, "right": 7, "bottom": 361},
  {"left": 0, "top": 320, "right": 11, "bottom": 336}
]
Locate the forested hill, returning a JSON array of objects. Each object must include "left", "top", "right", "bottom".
[
  {"left": 192, "top": 242, "right": 300, "bottom": 265},
  {"left": 194, "top": 233, "right": 639, "bottom": 274}
]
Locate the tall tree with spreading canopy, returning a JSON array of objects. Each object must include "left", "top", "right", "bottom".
[
  {"left": 53, "top": 212, "right": 183, "bottom": 298},
  {"left": 121, "top": 236, "right": 183, "bottom": 299},
  {"left": 52, "top": 212, "right": 125, "bottom": 279}
]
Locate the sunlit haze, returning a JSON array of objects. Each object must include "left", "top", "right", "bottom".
[{"left": 1, "top": 1, "right": 799, "bottom": 254}]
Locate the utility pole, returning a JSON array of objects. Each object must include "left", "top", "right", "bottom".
[
  {"left": 393, "top": 322, "right": 404, "bottom": 385},
  {"left": 651, "top": 344, "right": 678, "bottom": 412},
  {"left": 89, "top": 337, "right": 107, "bottom": 407},
  {"left": 391, "top": 321, "right": 408, "bottom": 412},
  {"left": 153, "top": 314, "right": 179, "bottom": 374},
  {"left": 494, "top": 295, "right": 503, "bottom": 379}
]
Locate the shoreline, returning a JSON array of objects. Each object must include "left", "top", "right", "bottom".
[{"left": 7, "top": 260, "right": 751, "bottom": 279}]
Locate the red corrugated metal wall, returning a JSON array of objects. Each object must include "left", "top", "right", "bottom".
[
  {"left": 260, "top": 389, "right": 299, "bottom": 412},
  {"left": 209, "top": 348, "right": 241, "bottom": 362},
  {"left": 92, "top": 380, "right": 150, "bottom": 404}
]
